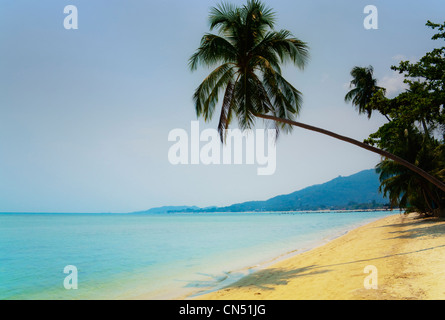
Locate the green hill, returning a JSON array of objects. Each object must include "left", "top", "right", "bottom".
[{"left": 214, "top": 169, "right": 387, "bottom": 212}]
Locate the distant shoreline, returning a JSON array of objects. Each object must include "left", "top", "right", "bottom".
[
  {"left": 155, "top": 208, "right": 396, "bottom": 214},
  {"left": 0, "top": 208, "right": 397, "bottom": 215}
]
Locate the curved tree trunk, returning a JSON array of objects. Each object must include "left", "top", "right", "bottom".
[{"left": 256, "top": 113, "right": 445, "bottom": 193}]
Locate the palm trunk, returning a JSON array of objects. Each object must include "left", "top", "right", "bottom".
[
  {"left": 256, "top": 113, "right": 445, "bottom": 193},
  {"left": 422, "top": 188, "right": 434, "bottom": 212},
  {"left": 421, "top": 118, "right": 431, "bottom": 141}
]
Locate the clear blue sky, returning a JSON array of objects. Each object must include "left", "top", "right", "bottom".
[{"left": 1, "top": 0, "right": 444, "bottom": 213}]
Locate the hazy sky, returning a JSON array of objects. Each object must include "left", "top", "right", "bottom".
[{"left": 1, "top": 0, "right": 444, "bottom": 213}]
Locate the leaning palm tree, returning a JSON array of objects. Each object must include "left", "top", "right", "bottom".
[
  {"left": 344, "top": 66, "right": 385, "bottom": 119},
  {"left": 189, "top": 0, "right": 445, "bottom": 193}
]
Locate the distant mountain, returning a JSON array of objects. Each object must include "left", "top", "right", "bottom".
[
  {"left": 211, "top": 169, "right": 387, "bottom": 212},
  {"left": 135, "top": 169, "right": 388, "bottom": 213}
]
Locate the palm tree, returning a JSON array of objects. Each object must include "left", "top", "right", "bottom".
[
  {"left": 376, "top": 124, "right": 444, "bottom": 215},
  {"left": 344, "top": 66, "right": 386, "bottom": 119},
  {"left": 189, "top": 0, "right": 445, "bottom": 193}
]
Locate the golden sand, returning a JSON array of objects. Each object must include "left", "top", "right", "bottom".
[{"left": 197, "top": 213, "right": 445, "bottom": 300}]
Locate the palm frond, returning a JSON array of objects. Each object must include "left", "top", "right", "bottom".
[
  {"left": 189, "top": 34, "right": 237, "bottom": 71},
  {"left": 193, "top": 63, "right": 235, "bottom": 120}
]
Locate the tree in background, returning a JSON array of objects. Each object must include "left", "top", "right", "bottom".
[{"left": 344, "top": 66, "right": 386, "bottom": 119}]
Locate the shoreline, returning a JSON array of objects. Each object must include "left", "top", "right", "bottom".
[
  {"left": 176, "top": 213, "right": 393, "bottom": 300},
  {"left": 195, "top": 213, "right": 445, "bottom": 300},
  {"left": 164, "top": 208, "right": 394, "bottom": 215},
  {"left": 151, "top": 221, "right": 362, "bottom": 300}
]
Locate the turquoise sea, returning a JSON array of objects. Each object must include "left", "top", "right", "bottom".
[{"left": 0, "top": 211, "right": 395, "bottom": 300}]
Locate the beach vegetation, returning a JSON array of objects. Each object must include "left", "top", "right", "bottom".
[{"left": 347, "top": 21, "right": 445, "bottom": 217}]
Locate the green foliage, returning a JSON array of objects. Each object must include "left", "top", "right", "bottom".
[
  {"left": 390, "top": 20, "right": 445, "bottom": 138},
  {"left": 189, "top": 0, "right": 309, "bottom": 141},
  {"left": 358, "top": 21, "right": 445, "bottom": 216}
]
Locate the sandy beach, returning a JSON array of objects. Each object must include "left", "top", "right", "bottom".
[{"left": 197, "top": 213, "right": 445, "bottom": 300}]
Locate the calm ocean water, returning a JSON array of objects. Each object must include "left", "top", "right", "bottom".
[{"left": 0, "top": 211, "right": 395, "bottom": 300}]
